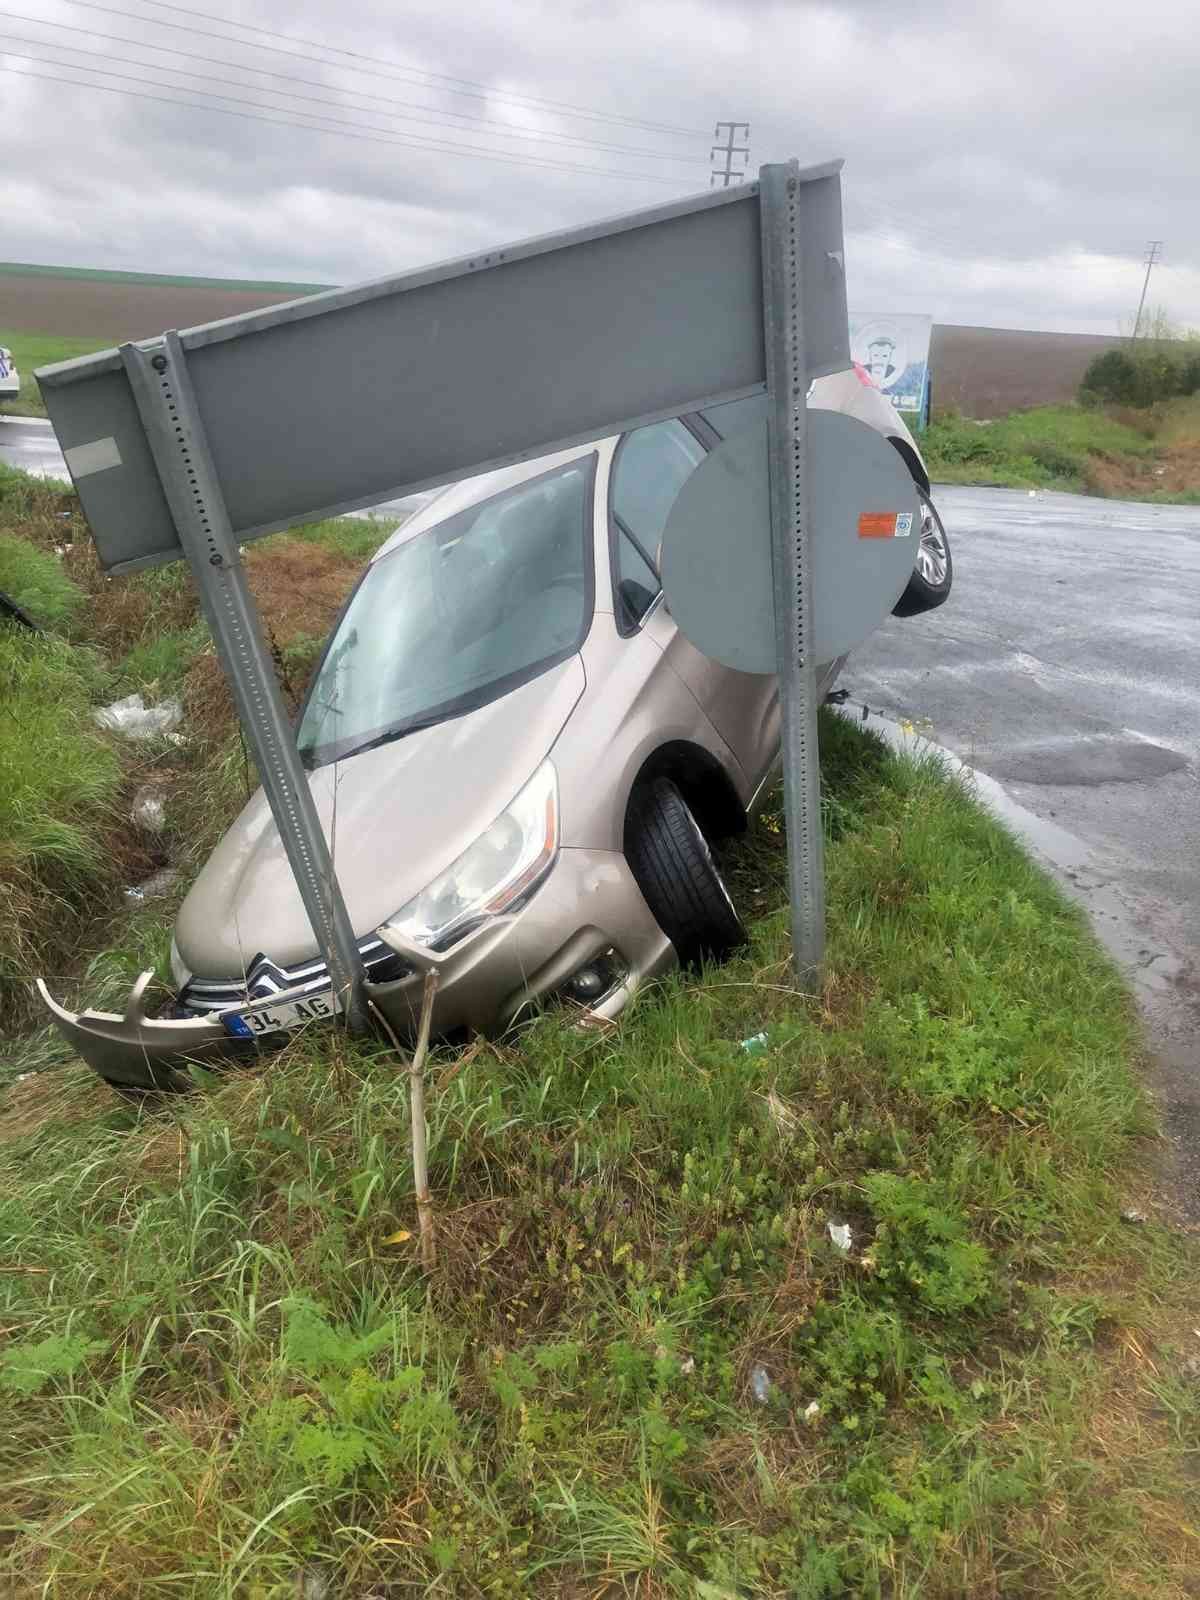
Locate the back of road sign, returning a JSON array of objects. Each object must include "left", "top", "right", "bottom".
[
  {"left": 659, "top": 411, "right": 922, "bottom": 672},
  {"left": 37, "top": 168, "right": 849, "bottom": 573}
]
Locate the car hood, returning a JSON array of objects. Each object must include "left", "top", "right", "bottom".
[{"left": 175, "top": 656, "right": 586, "bottom": 977}]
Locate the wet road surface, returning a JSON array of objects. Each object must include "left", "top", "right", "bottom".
[
  {"left": 848, "top": 484, "right": 1200, "bottom": 1214},
  {"left": 0, "top": 415, "right": 68, "bottom": 478}
]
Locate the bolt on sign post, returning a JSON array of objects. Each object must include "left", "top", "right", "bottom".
[{"left": 37, "top": 159, "right": 849, "bottom": 1007}]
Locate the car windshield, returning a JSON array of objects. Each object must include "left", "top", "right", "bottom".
[{"left": 297, "top": 455, "right": 594, "bottom": 768}]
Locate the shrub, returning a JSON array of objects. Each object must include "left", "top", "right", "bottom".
[
  {"left": 1080, "top": 342, "right": 1200, "bottom": 408},
  {"left": 1079, "top": 349, "right": 1139, "bottom": 406}
]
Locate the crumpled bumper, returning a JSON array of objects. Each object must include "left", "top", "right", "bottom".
[
  {"left": 36, "top": 971, "right": 266, "bottom": 1090},
  {"left": 36, "top": 847, "right": 675, "bottom": 1092}
]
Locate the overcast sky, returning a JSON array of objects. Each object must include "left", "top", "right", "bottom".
[{"left": 2, "top": 0, "right": 1196, "bottom": 334}]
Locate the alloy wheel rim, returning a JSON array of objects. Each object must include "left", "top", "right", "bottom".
[{"left": 915, "top": 500, "right": 948, "bottom": 587}]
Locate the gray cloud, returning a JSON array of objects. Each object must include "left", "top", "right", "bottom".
[{"left": 3, "top": 0, "right": 1196, "bottom": 332}]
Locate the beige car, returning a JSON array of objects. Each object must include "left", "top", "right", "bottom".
[{"left": 41, "top": 375, "right": 951, "bottom": 1092}]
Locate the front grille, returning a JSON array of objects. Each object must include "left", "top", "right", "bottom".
[{"left": 179, "top": 936, "right": 411, "bottom": 1015}]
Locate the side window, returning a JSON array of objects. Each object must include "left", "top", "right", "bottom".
[{"left": 610, "top": 419, "right": 705, "bottom": 631}]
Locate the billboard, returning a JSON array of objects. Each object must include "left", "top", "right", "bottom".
[{"left": 849, "top": 312, "right": 933, "bottom": 422}]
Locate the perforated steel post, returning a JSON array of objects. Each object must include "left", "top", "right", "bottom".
[
  {"left": 120, "top": 333, "right": 367, "bottom": 1032},
  {"left": 759, "top": 160, "right": 825, "bottom": 984}
]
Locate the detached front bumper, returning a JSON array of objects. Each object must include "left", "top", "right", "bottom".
[
  {"left": 36, "top": 971, "right": 261, "bottom": 1090},
  {"left": 37, "top": 847, "right": 675, "bottom": 1091}
]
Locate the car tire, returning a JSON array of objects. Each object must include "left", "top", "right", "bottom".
[
  {"left": 892, "top": 492, "right": 953, "bottom": 618},
  {"left": 627, "top": 778, "right": 746, "bottom": 968}
]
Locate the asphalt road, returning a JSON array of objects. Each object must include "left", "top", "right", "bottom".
[
  {"left": 0, "top": 415, "right": 67, "bottom": 478},
  {"left": 848, "top": 484, "right": 1200, "bottom": 1212}
]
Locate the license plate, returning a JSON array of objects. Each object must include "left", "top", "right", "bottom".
[{"left": 222, "top": 988, "right": 341, "bottom": 1038}]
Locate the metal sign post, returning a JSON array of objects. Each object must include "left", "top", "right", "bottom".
[
  {"left": 760, "top": 161, "right": 825, "bottom": 983},
  {"left": 120, "top": 333, "right": 368, "bottom": 1030}
]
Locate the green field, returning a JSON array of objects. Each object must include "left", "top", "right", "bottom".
[
  {"left": 923, "top": 400, "right": 1200, "bottom": 502},
  {"left": 0, "top": 331, "right": 115, "bottom": 417},
  {"left": 0, "top": 260, "right": 328, "bottom": 294},
  {"left": 2, "top": 458, "right": 1198, "bottom": 1593}
]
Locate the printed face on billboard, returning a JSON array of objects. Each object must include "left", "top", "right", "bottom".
[{"left": 848, "top": 314, "right": 932, "bottom": 414}]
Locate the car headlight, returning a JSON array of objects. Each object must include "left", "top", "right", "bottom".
[{"left": 380, "top": 761, "right": 558, "bottom": 951}]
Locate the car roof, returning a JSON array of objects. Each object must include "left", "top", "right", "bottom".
[{"left": 370, "top": 436, "right": 613, "bottom": 564}]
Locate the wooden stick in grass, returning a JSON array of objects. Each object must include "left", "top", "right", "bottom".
[{"left": 370, "top": 968, "right": 440, "bottom": 1270}]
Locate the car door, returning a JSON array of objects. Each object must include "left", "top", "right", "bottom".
[{"left": 607, "top": 417, "right": 780, "bottom": 788}]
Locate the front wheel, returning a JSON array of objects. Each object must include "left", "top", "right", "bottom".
[
  {"left": 626, "top": 778, "right": 746, "bottom": 968},
  {"left": 892, "top": 492, "right": 953, "bottom": 617}
]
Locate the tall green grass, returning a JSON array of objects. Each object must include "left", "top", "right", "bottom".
[
  {"left": 0, "top": 630, "right": 121, "bottom": 1008},
  {"left": 0, "top": 530, "right": 85, "bottom": 631},
  {"left": 3, "top": 718, "right": 1192, "bottom": 1597}
]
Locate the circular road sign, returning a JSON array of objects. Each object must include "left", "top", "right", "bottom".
[{"left": 660, "top": 409, "right": 921, "bottom": 674}]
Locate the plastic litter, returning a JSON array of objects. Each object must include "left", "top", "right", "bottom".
[
  {"left": 740, "top": 1031, "right": 769, "bottom": 1055},
  {"left": 94, "top": 693, "right": 182, "bottom": 739},
  {"left": 130, "top": 787, "right": 166, "bottom": 833},
  {"left": 827, "top": 1220, "right": 853, "bottom": 1252},
  {"left": 680, "top": 1355, "right": 696, "bottom": 1376},
  {"left": 750, "top": 1364, "right": 772, "bottom": 1403},
  {"left": 290, "top": 1570, "right": 331, "bottom": 1600},
  {"left": 124, "top": 867, "right": 180, "bottom": 903},
  {"left": 765, "top": 1089, "right": 799, "bottom": 1137},
  {"left": 1120, "top": 1207, "right": 1147, "bottom": 1225},
  {"left": 803, "top": 1400, "right": 821, "bottom": 1423}
]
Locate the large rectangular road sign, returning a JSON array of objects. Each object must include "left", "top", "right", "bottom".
[{"left": 40, "top": 165, "right": 847, "bottom": 574}]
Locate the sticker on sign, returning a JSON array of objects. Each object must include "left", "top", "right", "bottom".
[{"left": 858, "top": 511, "right": 911, "bottom": 538}]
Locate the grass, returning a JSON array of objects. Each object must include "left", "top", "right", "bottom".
[
  {"left": 2, "top": 710, "right": 1198, "bottom": 1593},
  {"left": 0, "top": 331, "right": 115, "bottom": 417},
  {"left": 0, "top": 628, "right": 122, "bottom": 1004},
  {"left": 0, "top": 526, "right": 86, "bottom": 630},
  {"left": 922, "top": 400, "right": 1200, "bottom": 501}
]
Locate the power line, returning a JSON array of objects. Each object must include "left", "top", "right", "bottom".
[
  {"left": 0, "top": 17, "right": 703, "bottom": 166},
  {"left": 1131, "top": 240, "right": 1163, "bottom": 340},
  {"left": 710, "top": 120, "right": 749, "bottom": 187},
  {"left": 0, "top": 56, "right": 688, "bottom": 185},
  {"left": 130, "top": 0, "right": 707, "bottom": 135},
  {"left": 50, "top": 0, "right": 706, "bottom": 139}
]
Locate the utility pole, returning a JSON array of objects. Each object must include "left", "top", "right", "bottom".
[
  {"left": 1131, "top": 240, "right": 1163, "bottom": 340},
  {"left": 711, "top": 121, "right": 749, "bottom": 187}
]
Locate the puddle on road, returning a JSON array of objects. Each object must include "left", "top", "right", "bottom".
[{"left": 977, "top": 733, "right": 1188, "bottom": 787}]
